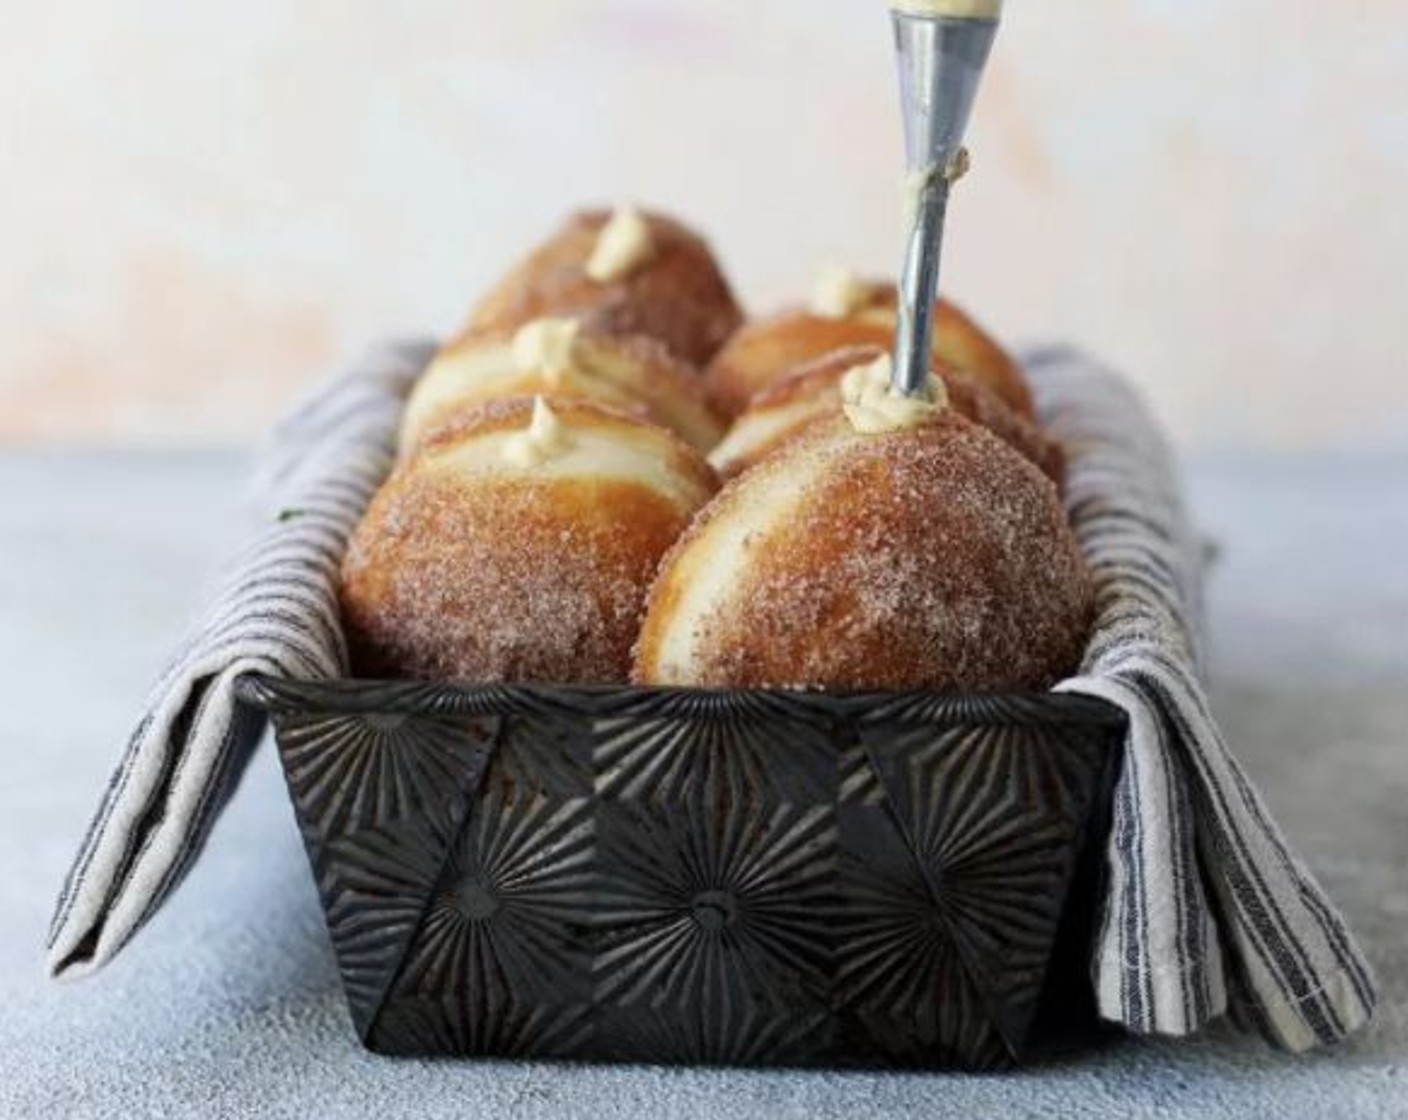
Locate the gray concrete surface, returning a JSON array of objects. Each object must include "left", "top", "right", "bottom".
[{"left": 0, "top": 449, "right": 1404, "bottom": 1119}]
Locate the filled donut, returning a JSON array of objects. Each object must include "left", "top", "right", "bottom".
[
  {"left": 401, "top": 317, "right": 725, "bottom": 457},
  {"left": 708, "top": 345, "right": 1063, "bottom": 484},
  {"left": 704, "top": 267, "right": 1031, "bottom": 419},
  {"left": 465, "top": 206, "right": 744, "bottom": 368},
  {"left": 342, "top": 396, "right": 719, "bottom": 684},
  {"left": 634, "top": 356, "right": 1090, "bottom": 692}
]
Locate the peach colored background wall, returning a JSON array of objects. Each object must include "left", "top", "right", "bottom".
[{"left": 3, "top": 0, "right": 1406, "bottom": 450}]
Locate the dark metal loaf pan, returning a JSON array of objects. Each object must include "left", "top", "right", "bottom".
[{"left": 237, "top": 677, "right": 1124, "bottom": 1071}]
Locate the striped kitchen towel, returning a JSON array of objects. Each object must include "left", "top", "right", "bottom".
[
  {"left": 1029, "top": 346, "right": 1377, "bottom": 1050},
  {"left": 46, "top": 338, "right": 434, "bottom": 981},
  {"left": 47, "top": 340, "right": 1375, "bottom": 1051}
]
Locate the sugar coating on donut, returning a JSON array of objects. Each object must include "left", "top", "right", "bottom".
[
  {"left": 343, "top": 397, "right": 718, "bottom": 684},
  {"left": 635, "top": 410, "right": 1090, "bottom": 692},
  {"left": 466, "top": 208, "right": 744, "bottom": 367}
]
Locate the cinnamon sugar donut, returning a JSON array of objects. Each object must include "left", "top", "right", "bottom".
[
  {"left": 401, "top": 317, "right": 725, "bottom": 457},
  {"left": 708, "top": 345, "right": 1063, "bottom": 485},
  {"left": 704, "top": 269, "right": 1031, "bottom": 419},
  {"left": 466, "top": 206, "right": 744, "bottom": 367},
  {"left": 343, "top": 397, "right": 718, "bottom": 684},
  {"left": 634, "top": 364, "right": 1090, "bottom": 692}
]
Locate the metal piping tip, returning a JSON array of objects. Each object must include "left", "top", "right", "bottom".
[{"left": 889, "top": 7, "right": 1000, "bottom": 398}]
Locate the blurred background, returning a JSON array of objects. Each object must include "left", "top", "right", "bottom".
[{"left": 2, "top": 0, "right": 1405, "bottom": 451}]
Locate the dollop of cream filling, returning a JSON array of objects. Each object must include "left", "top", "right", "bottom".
[
  {"left": 502, "top": 396, "right": 574, "bottom": 467},
  {"left": 810, "top": 265, "right": 872, "bottom": 319},
  {"left": 890, "top": 0, "right": 1002, "bottom": 19},
  {"left": 901, "top": 148, "right": 970, "bottom": 225},
  {"left": 511, "top": 317, "right": 582, "bottom": 384},
  {"left": 841, "top": 353, "right": 948, "bottom": 435},
  {"left": 586, "top": 205, "right": 655, "bottom": 283}
]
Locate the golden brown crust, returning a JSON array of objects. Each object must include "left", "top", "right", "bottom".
[
  {"left": 342, "top": 398, "right": 718, "bottom": 684},
  {"left": 711, "top": 344, "right": 1064, "bottom": 486},
  {"left": 634, "top": 410, "right": 1091, "bottom": 693},
  {"left": 466, "top": 209, "right": 744, "bottom": 367},
  {"left": 402, "top": 323, "right": 725, "bottom": 458},
  {"left": 703, "top": 281, "right": 1032, "bottom": 420}
]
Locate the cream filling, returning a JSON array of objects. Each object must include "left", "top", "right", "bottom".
[
  {"left": 511, "top": 317, "right": 580, "bottom": 379},
  {"left": 840, "top": 353, "right": 947, "bottom": 434},
  {"left": 401, "top": 320, "right": 723, "bottom": 455},
  {"left": 810, "top": 265, "right": 871, "bottom": 319},
  {"left": 429, "top": 415, "right": 712, "bottom": 511},
  {"left": 403, "top": 341, "right": 644, "bottom": 445},
  {"left": 401, "top": 333, "right": 584, "bottom": 451},
  {"left": 890, "top": 0, "right": 1002, "bottom": 19},
  {"left": 586, "top": 205, "right": 656, "bottom": 283},
  {"left": 901, "top": 167, "right": 933, "bottom": 229},
  {"left": 901, "top": 147, "right": 971, "bottom": 226},
  {"left": 501, "top": 396, "right": 573, "bottom": 467}
]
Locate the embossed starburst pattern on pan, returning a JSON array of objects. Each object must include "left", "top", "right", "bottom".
[
  {"left": 593, "top": 798, "right": 837, "bottom": 1012},
  {"left": 394, "top": 788, "right": 596, "bottom": 1008},
  {"left": 481, "top": 708, "right": 594, "bottom": 801},
  {"left": 319, "top": 817, "right": 453, "bottom": 1035},
  {"left": 592, "top": 693, "right": 839, "bottom": 805},
  {"left": 849, "top": 713, "right": 1106, "bottom": 1049},
  {"left": 279, "top": 709, "right": 498, "bottom": 839},
  {"left": 259, "top": 682, "right": 1120, "bottom": 1068}
]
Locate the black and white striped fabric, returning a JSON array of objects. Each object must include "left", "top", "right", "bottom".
[
  {"left": 1029, "top": 347, "right": 1376, "bottom": 1050},
  {"left": 47, "top": 340, "right": 1375, "bottom": 1052},
  {"left": 46, "top": 339, "right": 434, "bottom": 980}
]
